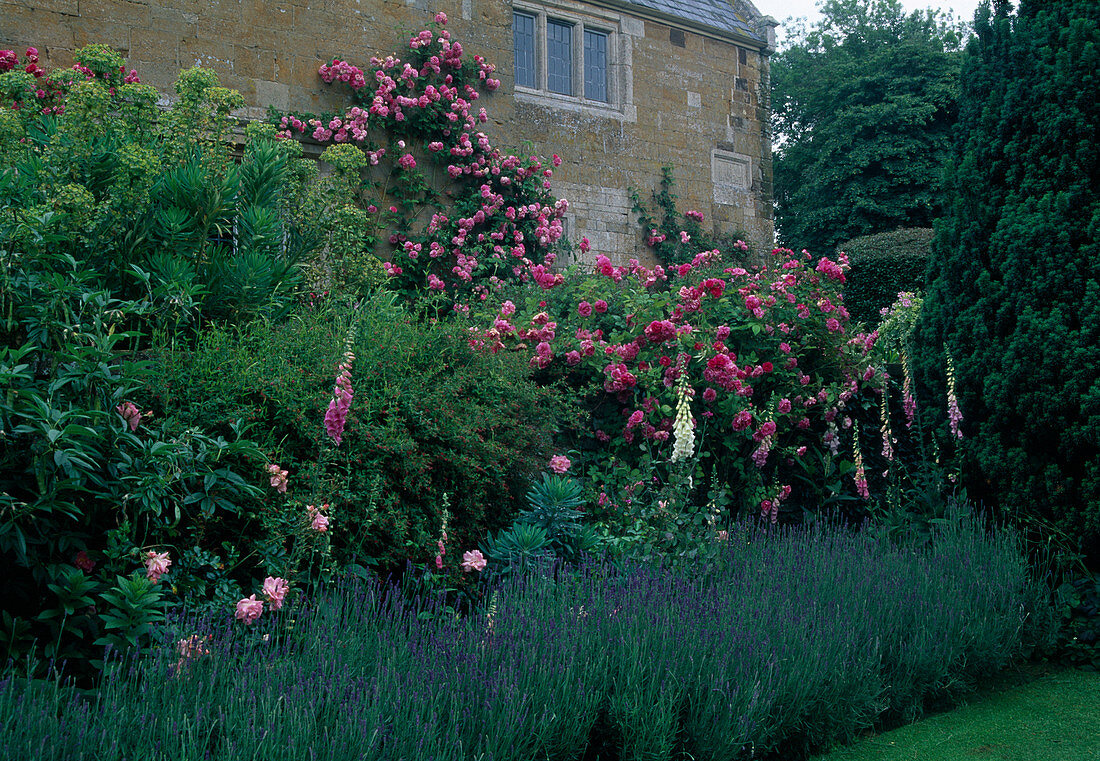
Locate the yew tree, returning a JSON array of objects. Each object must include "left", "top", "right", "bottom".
[{"left": 916, "top": 0, "right": 1100, "bottom": 561}]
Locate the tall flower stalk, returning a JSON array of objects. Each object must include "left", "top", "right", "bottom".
[
  {"left": 945, "top": 346, "right": 963, "bottom": 440},
  {"left": 324, "top": 324, "right": 358, "bottom": 445},
  {"left": 853, "top": 426, "right": 869, "bottom": 500},
  {"left": 670, "top": 358, "right": 695, "bottom": 463},
  {"left": 901, "top": 347, "right": 916, "bottom": 429}
]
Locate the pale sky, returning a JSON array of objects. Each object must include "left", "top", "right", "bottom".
[{"left": 755, "top": 0, "right": 985, "bottom": 47}]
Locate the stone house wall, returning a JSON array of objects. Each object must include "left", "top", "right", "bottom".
[{"left": 1, "top": 0, "right": 775, "bottom": 262}]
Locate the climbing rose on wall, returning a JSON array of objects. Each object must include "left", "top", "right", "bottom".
[{"left": 273, "top": 18, "right": 566, "bottom": 311}]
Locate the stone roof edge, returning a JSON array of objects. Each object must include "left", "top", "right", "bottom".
[{"left": 583, "top": 0, "right": 778, "bottom": 54}]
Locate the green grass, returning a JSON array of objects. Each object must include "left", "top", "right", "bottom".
[{"left": 812, "top": 663, "right": 1100, "bottom": 761}]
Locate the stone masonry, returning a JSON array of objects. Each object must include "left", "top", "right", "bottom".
[{"left": 1, "top": 0, "right": 777, "bottom": 262}]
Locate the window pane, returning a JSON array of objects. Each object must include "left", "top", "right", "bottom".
[
  {"left": 584, "top": 29, "right": 608, "bottom": 102},
  {"left": 547, "top": 19, "right": 573, "bottom": 96},
  {"left": 513, "top": 12, "right": 536, "bottom": 89}
]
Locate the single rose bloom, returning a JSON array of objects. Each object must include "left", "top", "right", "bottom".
[
  {"left": 549, "top": 455, "right": 571, "bottom": 474},
  {"left": 144, "top": 550, "right": 171, "bottom": 583},
  {"left": 235, "top": 595, "right": 264, "bottom": 624},
  {"left": 461, "top": 549, "right": 487, "bottom": 572},
  {"left": 262, "top": 576, "right": 289, "bottom": 611},
  {"left": 74, "top": 550, "right": 95, "bottom": 572}
]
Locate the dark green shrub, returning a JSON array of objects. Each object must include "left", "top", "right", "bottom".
[
  {"left": 147, "top": 294, "right": 568, "bottom": 577},
  {"left": 840, "top": 227, "right": 932, "bottom": 326},
  {"left": 0, "top": 241, "right": 266, "bottom": 678},
  {"left": 915, "top": 0, "right": 1100, "bottom": 564}
]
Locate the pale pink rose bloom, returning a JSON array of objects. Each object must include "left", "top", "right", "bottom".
[
  {"left": 116, "top": 402, "right": 142, "bottom": 432},
  {"left": 461, "top": 550, "right": 487, "bottom": 572},
  {"left": 267, "top": 464, "right": 288, "bottom": 493},
  {"left": 235, "top": 595, "right": 264, "bottom": 624},
  {"left": 144, "top": 550, "right": 171, "bottom": 583},
  {"left": 311, "top": 513, "right": 330, "bottom": 532},
  {"left": 548, "top": 455, "right": 571, "bottom": 474},
  {"left": 262, "top": 576, "right": 289, "bottom": 610}
]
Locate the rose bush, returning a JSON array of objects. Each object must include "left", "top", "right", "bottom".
[
  {"left": 467, "top": 245, "right": 885, "bottom": 546},
  {"left": 271, "top": 13, "right": 569, "bottom": 311}
]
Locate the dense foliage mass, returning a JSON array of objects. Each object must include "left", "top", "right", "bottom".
[
  {"left": 2, "top": 8, "right": 1089, "bottom": 697},
  {"left": 0, "top": 34, "right": 566, "bottom": 674},
  {"left": 772, "top": 0, "right": 965, "bottom": 253},
  {"left": 840, "top": 227, "right": 932, "bottom": 325},
  {"left": 148, "top": 293, "right": 563, "bottom": 579},
  {"left": 916, "top": 0, "right": 1100, "bottom": 563}
]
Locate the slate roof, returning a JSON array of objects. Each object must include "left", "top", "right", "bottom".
[{"left": 619, "top": 0, "right": 767, "bottom": 43}]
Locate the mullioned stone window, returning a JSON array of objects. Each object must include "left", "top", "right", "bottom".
[{"left": 512, "top": 2, "right": 625, "bottom": 114}]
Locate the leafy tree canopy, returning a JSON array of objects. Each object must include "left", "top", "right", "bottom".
[{"left": 772, "top": 0, "right": 969, "bottom": 253}]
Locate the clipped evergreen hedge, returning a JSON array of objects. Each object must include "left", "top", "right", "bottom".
[{"left": 839, "top": 227, "right": 932, "bottom": 326}]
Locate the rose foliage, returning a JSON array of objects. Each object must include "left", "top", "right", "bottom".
[{"left": 467, "top": 247, "right": 885, "bottom": 538}]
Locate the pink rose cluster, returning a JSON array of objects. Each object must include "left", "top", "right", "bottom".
[
  {"left": 307, "top": 503, "right": 331, "bottom": 533},
  {"left": 267, "top": 463, "right": 289, "bottom": 493},
  {"left": 144, "top": 550, "right": 171, "bottom": 583},
  {"left": 282, "top": 26, "right": 564, "bottom": 304},
  {"left": 234, "top": 576, "right": 289, "bottom": 625},
  {"left": 476, "top": 245, "right": 882, "bottom": 509}
]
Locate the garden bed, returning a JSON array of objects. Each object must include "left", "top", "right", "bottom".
[{"left": 1, "top": 511, "right": 1055, "bottom": 761}]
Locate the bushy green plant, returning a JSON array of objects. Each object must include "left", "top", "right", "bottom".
[
  {"left": 840, "top": 227, "right": 932, "bottom": 325},
  {"left": 915, "top": 0, "right": 1100, "bottom": 564},
  {"left": 0, "top": 46, "right": 318, "bottom": 336},
  {"left": 0, "top": 245, "right": 267, "bottom": 677},
  {"left": 518, "top": 474, "right": 586, "bottom": 556},
  {"left": 481, "top": 523, "right": 556, "bottom": 581},
  {"left": 146, "top": 293, "right": 568, "bottom": 579},
  {"left": 0, "top": 47, "right": 324, "bottom": 677}
]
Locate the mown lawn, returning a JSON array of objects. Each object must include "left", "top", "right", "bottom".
[{"left": 813, "top": 663, "right": 1100, "bottom": 761}]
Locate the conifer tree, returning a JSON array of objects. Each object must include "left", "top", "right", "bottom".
[{"left": 916, "top": 0, "right": 1100, "bottom": 559}]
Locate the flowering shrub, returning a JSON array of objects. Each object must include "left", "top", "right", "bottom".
[
  {"left": 147, "top": 293, "right": 567, "bottom": 579},
  {"left": 0, "top": 46, "right": 327, "bottom": 677},
  {"left": 470, "top": 246, "right": 884, "bottom": 531},
  {"left": 270, "top": 15, "right": 569, "bottom": 310}
]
